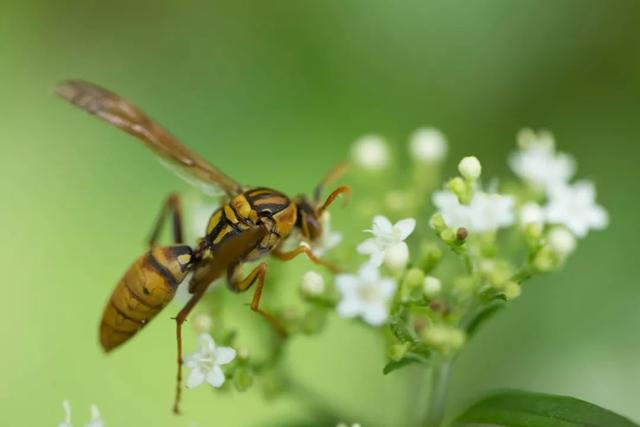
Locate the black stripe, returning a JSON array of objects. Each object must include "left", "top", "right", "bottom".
[
  {"left": 207, "top": 210, "right": 228, "bottom": 244},
  {"left": 146, "top": 252, "right": 177, "bottom": 287},
  {"left": 123, "top": 278, "right": 162, "bottom": 309},
  {"left": 110, "top": 300, "right": 145, "bottom": 325},
  {"left": 253, "top": 202, "right": 288, "bottom": 213}
]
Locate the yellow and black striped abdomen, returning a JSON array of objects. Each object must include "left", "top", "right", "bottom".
[{"left": 99, "top": 246, "right": 192, "bottom": 352}]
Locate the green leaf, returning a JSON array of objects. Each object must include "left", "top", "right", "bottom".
[
  {"left": 452, "top": 389, "right": 639, "bottom": 427},
  {"left": 382, "top": 355, "right": 422, "bottom": 375},
  {"left": 465, "top": 300, "right": 505, "bottom": 337}
]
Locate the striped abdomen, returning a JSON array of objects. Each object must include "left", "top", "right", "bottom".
[{"left": 100, "top": 246, "right": 192, "bottom": 352}]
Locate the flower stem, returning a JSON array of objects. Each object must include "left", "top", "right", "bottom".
[{"left": 423, "top": 360, "right": 451, "bottom": 427}]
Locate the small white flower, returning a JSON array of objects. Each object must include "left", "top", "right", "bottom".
[
  {"left": 409, "top": 127, "right": 447, "bottom": 163},
  {"left": 383, "top": 242, "right": 410, "bottom": 272},
  {"left": 301, "top": 270, "right": 326, "bottom": 296},
  {"left": 58, "top": 401, "right": 104, "bottom": 427},
  {"left": 335, "top": 264, "right": 396, "bottom": 326},
  {"left": 357, "top": 215, "right": 416, "bottom": 266},
  {"left": 311, "top": 212, "right": 343, "bottom": 257},
  {"left": 184, "top": 333, "right": 236, "bottom": 389},
  {"left": 458, "top": 156, "right": 482, "bottom": 180},
  {"left": 85, "top": 405, "right": 104, "bottom": 427},
  {"left": 519, "top": 202, "right": 545, "bottom": 226},
  {"left": 59, "top": 400, "right": 73, "bottom": 427},
  {"left": 509, "top": 129, "right": 575, "bottom": 191},
  {"left": 423, "top": 276, "right": 442, "bottom": 298},
  {"left": 546, "top": 226, "right": 577, "bottom": 257},
  {"left": 351, "top": 134, "right": 389, "bottom": 170},
  {"left": 545, "top": 180, "right": 608, "bottom": 238},
  {"left": 432, "top": 190, "right": 515, "bottom": 233}
]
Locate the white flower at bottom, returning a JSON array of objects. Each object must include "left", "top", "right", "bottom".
[
  {"left": 184, "top": 333, "right": 236, "bottom": 389},
  {"left": 357, "top": 215, "right": 416, "bottom": 266},
  {"left": 519, "top": 202, "right": 545, "bottom": 226},
  {"left": 545, "top": 180, "right": 608, "bottom": 238},
  {"left": 335, "top": 264, "right": 396, "bottom": 326},
  {"left": 432, "top": 190, "right": 515, "bottom": 233}
]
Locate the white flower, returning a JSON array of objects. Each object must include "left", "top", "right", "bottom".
[
  {"left": 184, "top": 334, "right": 236, "bottom": 389},
  {"left": 59, "top": 400, "right": 73, "bottom": 427},
  {"left": 351, "top": 134, "right": 389, "bottom": 170},
  {"left": 458, "top": 156, "right": 482, "bottom": 180},
  {"left": 58, "top": 401, "right": 104, "bottom": 427},
  {"left": 409, "top": 127, "right": 447, "bottom": 163},
  {"left": 422, "top": 276, "right": 442, "bottom": 298},
  {"left": 85, "top": 405, "right": 104, "bottom": 427},
  {"left": 432, "top": 190, "right": 515, "bottom": 233},
  {"left": 311, "top": 212, "right": 343, "bottom": 257},
  {"left": 301, "top": 270, "right": 326, "bottom": 296},
  {"left": 545, "top": 180, "right": 608, "bottom": 238},
  {"left": 383, "top": 242, "right": 410, "bottom": 271},
  {"left": 509, "top": 129, "right": 575, "bottom": 191},
  {"left": 335, "top": 264, "right": 396, "bottom": 326},
  {"left": 519, "top": 202, "right": 545, "bottom": 226},
  {"left": 546, "top": 226, "right": 577, "bottom": 257},
  {"left": 357, "top": 215, "right": 416, "bottom": 266}
]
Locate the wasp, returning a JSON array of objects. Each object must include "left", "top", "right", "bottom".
[{"left": 55, "top": 80, "right": 350, "bottom": 414}]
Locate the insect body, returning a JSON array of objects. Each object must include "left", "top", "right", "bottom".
[{"left": 55, "top": 80, "right": 349, "bottom": 414}]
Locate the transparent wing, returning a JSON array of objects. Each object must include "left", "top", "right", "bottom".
[{"left": 55, "top": 80, "right": 243, "bottom": 196}]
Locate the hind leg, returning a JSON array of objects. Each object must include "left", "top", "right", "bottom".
[{"left": 148, "top": 193, "right": 184, "bottom": 246}]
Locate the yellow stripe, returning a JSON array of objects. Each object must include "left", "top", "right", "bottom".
[
  {"left": 213, "top": 225, "right": 233, "bottom": 244},
  {"left": 224, "top": 204, "right": 238, "bottom": 224},
  {"left": 206, "top": 211, "right": 222, "bottom": 235}
]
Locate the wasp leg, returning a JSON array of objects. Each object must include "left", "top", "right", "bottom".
[
  {"left": 227, "top": 263, "right": 286, "bottom": 337},
  {"left": 271, "top": 244, "right": 340, "bottom": 273},
  {"left": 148, "top": 193, "right": 184, "bottom": 246},
  {"left": 172, "top": 284, "right": 210, "bottom": 415}
]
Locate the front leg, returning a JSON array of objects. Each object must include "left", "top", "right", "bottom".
[
  {"left": 227, "top": 262, "right": 286, "bottom": 337},
  {"left": 271, "top": 243, "right": 340, "bottom": 273}
]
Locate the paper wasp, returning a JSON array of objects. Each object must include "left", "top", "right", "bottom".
[{"left": 55, "top": 80, "right": 349, "bottom": 414}]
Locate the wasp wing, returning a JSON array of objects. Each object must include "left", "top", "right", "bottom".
[{"left": 55, "top": 80, "right": 243, "bottom": 196}]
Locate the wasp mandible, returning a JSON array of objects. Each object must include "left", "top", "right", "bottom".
[{"left": 55, "top": 80, "right": 350, "bottom": 414}]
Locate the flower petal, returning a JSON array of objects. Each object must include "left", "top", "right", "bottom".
[
  {"left": 335, "top": 274, "right": 358, "bottom": 295},
  {"left": 337, "top": 297, "right": 363, "bottom": 318},
  {"left": 207, "top": 365, "right": 226, "bottom": 388},
  {"left": 362, "top": 302, "right": 389, "bottom": 326},
  {"left": 357, "top": 238, "right": 380, "bottom": 255},
  {"left": 186, "top": 367, "right": 206, "bottom": 389},
  {"left": 371, "top": 215, "right": 393, "bottom": 236},
  {"left": 214, "top": 346, "right": 237, "bottom": 365},
  {"left": 393, "top": 218, "right": 416, "bottom": 240},
  {"left": 378, "top": 278, "right": 397, "bottom": 299}
]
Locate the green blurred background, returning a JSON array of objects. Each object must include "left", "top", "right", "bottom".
[{"left": 2, "top": 1, "right": 640, "bottom": 426}]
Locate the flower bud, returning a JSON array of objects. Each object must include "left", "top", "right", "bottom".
[
  {"left": 532, "top": 245, "right": 558, "bottom": 272},
  {"left": 422, "top": 276, "right": 442, "bottom": 298},
  {"left": 503, "top": 281, "right": 521, "bottom": 300},
  {"left": 351, "top": 134, "right": 389, "bottom": 170},
  {"left": 234, "top": 367, "right": 254, "bottom": 392},
  {"left": 429, "top": 212, "right": 447, "bottom": 232},
  {"left": 301, "top": 270, "right": 326, "bottom": 297},
  {"left": 439, "top": 228, "right": 458, "bottom": 245},
  {"left": 192, "top": 313, "right": 212, "bottom": 333},
  {"left": 389, "top": 342, "right": 411, "bottom": 361},
  {"left": 423, "top": 325, "right": 466, "bottom": 354},
  {"left": 458, "top": 156, "right": 482, "bottom": 180},
  {"left": 418, "top": 243, "right": 443, "bottom": 272},
  {"left": 547, "top": 227, "right": 577, "bottom": 258},
  {"left": 384, "top": 241, "right": 410, "bottom": 272},
  {"left": 403, "top": 267, "right": 425, "bottom": 290},
  {"left": 408, "top": 127, "right": 448, "bottom": 163},
  {"left": 447, "top": 177, "right": 468, "bottom": 201},
  {"left": 524, "top": 222, "right": 544, "bottom": 247}
]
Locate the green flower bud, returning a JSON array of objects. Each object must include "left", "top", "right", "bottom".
[
  {"left": 422, "top": 276, "right": 442, "bottom": 298},
  {"left": 429, "top": 212, "right": 447, "bottom": 232},
  {"left": 458, "top": 156, "right": 482, "bottom": 181},
  {"left": 423, "top": 325, "right": 466, "bottom": 354},
  {"left": 503, "top": 281, "right": 521, "bottom": 300},
  {"left": 389, "top": 342, "right": 411, "bottom": 361},
  {"left": 418, "top": 243, "right": 443, "bottom": 272},
  {"left": 439, "top": 228, "right": 458, "bottom": 245},
  {"left": 403, "top": 267, "right": 425, "bottom": 290},
  {"left": 447, "top": 177, "right": 469, "bottom": 203},
  {"left": 524, "top": 222, "right": 544, "bottom": 247},
  {"left": 302, "top": 308, "right": 327, "bottom": 335},
  {"left": 532, "top": 245, "right": 559, "bottom": 272}
]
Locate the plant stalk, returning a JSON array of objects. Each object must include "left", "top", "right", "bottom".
[{"left": 423, "top": 360, "right": 452, "bottom": 427}]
